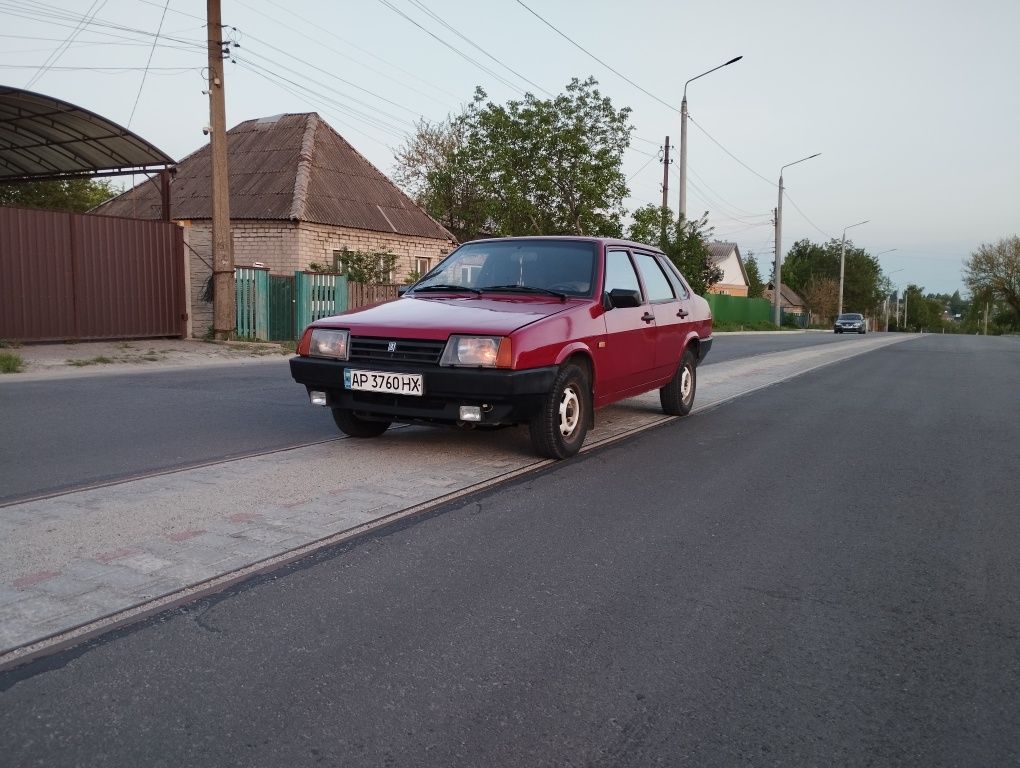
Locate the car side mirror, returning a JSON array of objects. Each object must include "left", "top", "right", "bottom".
[{"left": 607, "top": 288, "right": 642, "bottom": 309}]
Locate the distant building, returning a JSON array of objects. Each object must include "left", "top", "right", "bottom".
[
  {"left": 763, "top": 282, "right": 808, "bottom": 316},
  {"left": 705, "top": 242, "right": 749, "bottom": 297},
  {"left": 96, "top": 112, "right": 456, "bottom": 336}
]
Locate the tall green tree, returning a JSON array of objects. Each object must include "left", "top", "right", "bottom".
[
  {"left": 742, "top": 252, "right": 765, "bottom": 298},
  {"left": 627, "top": 205, "right": 722, "bottom": 295},
  {"left": 393, "top": 77, "right": 632, "bottom": 241},
  {"left": 0, "top": 178, "right": 118, "bottom": 212},
  {"left": 783, "top": 238, "right": 884, "bottom": 315},
  {"left": 963, "top": 236, "right": 1020, "bottom": 325}
]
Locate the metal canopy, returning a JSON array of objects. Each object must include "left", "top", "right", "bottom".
[{"left": 0, "top": 86, "right": 175, "bottom": 183}]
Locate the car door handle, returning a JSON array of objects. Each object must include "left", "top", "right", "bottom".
[
  {"left": 676, "top": 308, "right": 689, "bottom": 318},
  {"left": 641, "top": 312, "right": 655, "bottom": 323}
]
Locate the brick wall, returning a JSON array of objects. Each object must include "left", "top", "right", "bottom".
[{"left": 297, "top": 222, "right": 455, "bottom": 282}]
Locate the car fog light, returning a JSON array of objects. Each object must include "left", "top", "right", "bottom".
[
  {"left": 459, "top": 405, "right": 482, "bottom": 422},
  {"left": 309, "top": 390, "right": 328, "bottom": 406}
]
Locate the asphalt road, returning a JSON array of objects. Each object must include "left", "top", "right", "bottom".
[
  {"left": 0, "top": 332, "right": 861, "bottom": 505},
  {"left": 2, "top": 335, "right": 1017, "bottom": 766}
]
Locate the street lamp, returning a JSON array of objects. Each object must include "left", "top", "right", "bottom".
[
  {"left": 773, "top": 152, "right": 821, "bottom": 325},
  {"left": 837, "top": 219, "right": 870, "bottom": 316},
  {"left": 882, "top": 262, "right": 903, "bottom": 332},
  {"left": 679, "top": 55, "right": 742, "bottom": 220}
]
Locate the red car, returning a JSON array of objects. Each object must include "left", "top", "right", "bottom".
[{"left": 290, "top": 237, "right": 713, "bottom": 459}]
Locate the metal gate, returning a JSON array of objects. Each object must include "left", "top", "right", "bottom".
[
  {"left": 0, "top": 206, "right": 185, "bottom": 342},
  {"left": 268, "top": 275, "right": 294, "bottom": 341}
]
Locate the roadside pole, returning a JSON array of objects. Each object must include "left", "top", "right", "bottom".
[{"left": 208, "top": 0, "right": 235, "bottom": 339}]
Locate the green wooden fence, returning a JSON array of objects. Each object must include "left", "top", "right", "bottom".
[
  {"left": 705, "top": 294, "right": 772, "bottom": 325},
  {"left": 235, "top": 266, "right": 269, "bottom": 340},
  {"left": 295, "top": 271, "right": 348, "bottom": 337}
]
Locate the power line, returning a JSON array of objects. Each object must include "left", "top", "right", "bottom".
[
  {"left": 781, "top": 190, "right": 833, "bottom": 240},
  {"left": 377, "top": 0, "right": 526, "bottom": 95},
  {"left": 231, "top": 0, "right": 460, "bottom": 105},
  {"left": 127, "top": 0, "right": 170, "bottom": 128},
  {"left": 686, "top": 113, "right": 774, "bottom": 187},
  {"left": 513, "top": 0, "right": 675, "bottom": 112},
  {"left": 24, "top": 0, "right": 107, "bottom": 88},
  {"left": 627, "top": 154, "right": 658, "bottom": 182},
  {"left": 406, "top": 0, "right": 552, "bottom": 97}
]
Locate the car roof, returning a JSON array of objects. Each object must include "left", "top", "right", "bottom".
[{"left": 461, "top": 235, "right": 666, "bottom": 256}]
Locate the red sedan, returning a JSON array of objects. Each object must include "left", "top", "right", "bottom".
[{"left": 290, "top": 237, "right": 713, "bottom": 459}]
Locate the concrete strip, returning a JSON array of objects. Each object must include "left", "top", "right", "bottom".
[{"left": 0, "top": 334, "right": 915, "bottom": 661}]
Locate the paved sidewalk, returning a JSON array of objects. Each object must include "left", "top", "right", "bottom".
[{"left": 0, "top": 338, "right": 292, "bottom": 382}]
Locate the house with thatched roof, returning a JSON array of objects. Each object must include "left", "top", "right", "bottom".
[{"left": 96, "top": 112, "right": 455, "bottom": 336}]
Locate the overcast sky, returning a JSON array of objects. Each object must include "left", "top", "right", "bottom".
[{"left": 4, "top": 0, "right": 1018, "bottom": 295}]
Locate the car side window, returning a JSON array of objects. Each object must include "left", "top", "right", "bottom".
[
  {"left": 633, "top": 253, "right": 675, "bottom": 303},
  {"left": 604, "top": 249, "right": 642, "bottom": 296},
  {"left": 660, "top": 258, "right": 691, "bottom": 299}
]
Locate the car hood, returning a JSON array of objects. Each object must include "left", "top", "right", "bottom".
[{"left": 310, "top": 295, "right": 581, "bottom": 338}]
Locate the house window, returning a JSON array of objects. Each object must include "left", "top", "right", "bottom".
[
  {"left": 415, "top": 256, "right": 432, "bottom": 276},
  {"left": 331, "top": 249, "right": 344, "bottom": 273}
]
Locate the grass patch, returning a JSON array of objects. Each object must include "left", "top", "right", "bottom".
[
  {"left": 66, "top": 356, "right": 115, "bottom": 367},
  {"left": 0, "top": 352, "right": 25, "bottom": 373}
]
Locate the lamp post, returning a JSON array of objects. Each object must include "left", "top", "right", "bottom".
[
  {"left": 773, "top": 153, "right": 821, "bottom": 325},
  {"left": 837, "top": 219, "right": 869, "bottom": 316},
  {"left": 679, "top": 55, "right": 742, "bottom": 220},
  {"left": 882, "top": 262, "right": 902, "bottom": 332}
]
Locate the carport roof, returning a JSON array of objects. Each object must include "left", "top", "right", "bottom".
[{"left": 0, "top": 86, "right": 175, "bottom": 182}]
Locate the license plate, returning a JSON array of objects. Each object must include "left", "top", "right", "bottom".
[{"left": 344, "top": 369, "right": 423, "bottom": 396}]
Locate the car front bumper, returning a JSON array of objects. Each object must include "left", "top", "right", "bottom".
[
  {"left": 834, "top": 325, "right": 864, "bottom": 332},
  {"left": 290, "top": 356, "right": 559, "bottom": 426}
]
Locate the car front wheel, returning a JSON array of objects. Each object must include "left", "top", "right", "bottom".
[
  {"left": 529, "top": 363, "right": 590, "bottom": 459},
  {"left": 660, "top": 348, "right": 697, "bottom": 416},
  {"left": 331, "top": 408, "right": 391, "bottom": 438}
]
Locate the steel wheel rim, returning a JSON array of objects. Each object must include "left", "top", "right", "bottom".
[
  {"left": 680, "top": 365, "right": 693, "bottom": 401},
  {"left": 558, "top": 386, "right": 580, "bottom": 437}
]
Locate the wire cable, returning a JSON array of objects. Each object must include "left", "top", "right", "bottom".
[
  {"left": 24, "top": 0, "right": 107, "bottom": 88},
  {"left": 686, "top": 113, "right": 774, "bottom": 187},
  {"left": 127, "top": 0, "right": 170, "bottom": 128},
  {"left": 514, "top": 0, "right": 675, "bottom": 112}
]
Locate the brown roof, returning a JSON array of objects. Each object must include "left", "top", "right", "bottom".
[
  {"left": 94, "top": 113, "right": 454, "bottom": 241},
  {"left": 766, "top": 282, "right": 806, "bottom": 307}
]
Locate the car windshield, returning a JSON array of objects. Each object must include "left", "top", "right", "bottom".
[
  {"left": 838, "top": 314, "right": 863, "bottom": 321},
  {"left": 411, "top": 240, "right": 597, "bottom": 298}
]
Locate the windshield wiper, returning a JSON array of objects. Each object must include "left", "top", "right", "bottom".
[
  {"left": 411, "top": 284, "right": 481, "bottom": 296},
  {"left": 479, "top": 284, "right": 567, "bottom": 301}
]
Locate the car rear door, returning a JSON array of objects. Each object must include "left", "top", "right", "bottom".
[{"left": 632, "top": 251, "right": 686, "bottom": 379}]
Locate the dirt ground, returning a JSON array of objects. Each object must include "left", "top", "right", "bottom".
[{"left": 0, "top": 338, "right": 293, "bottom": 381}]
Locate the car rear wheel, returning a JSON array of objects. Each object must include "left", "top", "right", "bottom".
[
  {"left": 529, "top": 363, "right": 590, "bottom": 459},
  {"left": 660, "top": 348, "right": 697, "bottom": 416},
  {"left": 331, "top": 408, "right": 391, "bottom": 438}
]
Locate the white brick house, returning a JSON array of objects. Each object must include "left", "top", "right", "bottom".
[{"left": 96, "top": 113, "right": 456, "bottom": 337}]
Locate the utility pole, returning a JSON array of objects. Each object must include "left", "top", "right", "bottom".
[
  {"left": 660, "top": 136, "right": 670, "bottom": 243},
  {"left": 903, "top": 287, "right": 909, "bottom": 331},
  {"left": 837, "top": 219, "right": 869, "bottom": 317},
  {"left": 984, "top": 302, "right": 989, "bottom": 335},
  {"left": 773, "top": 177, "right": 784, "bottom": 325},
  {"left": 207, "top": 0, "right": 234, "bottom": 339}
]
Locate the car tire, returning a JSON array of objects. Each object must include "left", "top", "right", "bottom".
[
  {"left": 834, "top": 329, "right": 841, "bottom": 334},
  {"left": 860, "top": 329, "right": 866, "bottom": 334},
  {"left": 660, "top": 348, "right": 697, "bottom": 417},
  {"left": 529, "top": 362, "right": 590, "bottom": 459},
  {"left": 331, "top": 408, "right": 391, "bottom": 438}
]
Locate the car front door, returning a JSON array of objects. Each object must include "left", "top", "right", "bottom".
[{"left": 597, "top": 248, "right": 658, "bottom": 400}]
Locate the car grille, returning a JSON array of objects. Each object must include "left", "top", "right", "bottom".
[{"left": 349, "top": 336, "right": 445, "bottom": 366}]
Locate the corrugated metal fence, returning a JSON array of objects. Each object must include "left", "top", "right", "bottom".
[
  {"left": 0, "top": 206, "right": 185, "bottom": 342},
  {"left": 705, "top": 294, "right": 772, "bottom": 325}
]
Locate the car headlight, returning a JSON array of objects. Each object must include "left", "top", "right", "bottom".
[
  {"left": 309, "top": 329, "right": 350, "bottom": 360},
  {"left": 440, "top": 335, "right": 511, "bottom": 367}
]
